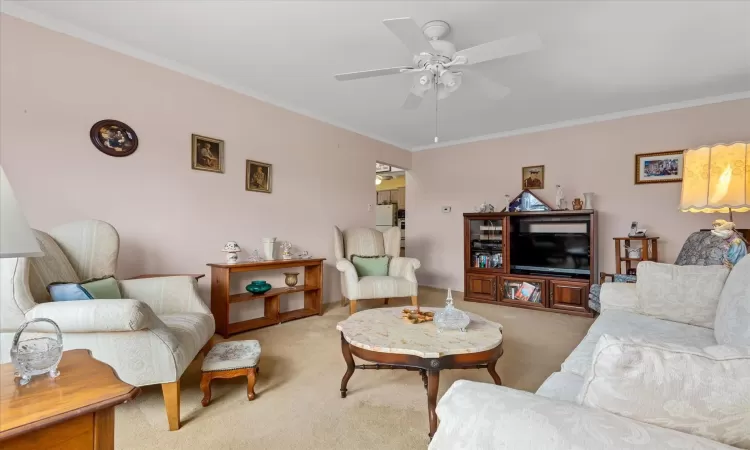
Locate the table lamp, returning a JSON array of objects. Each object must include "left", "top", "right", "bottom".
[
  {"left": 0, "top": 166, "right": 43, "bottom": 258},
  {"left": 679, "top": 142, "right": 749, "bottom": 223}
]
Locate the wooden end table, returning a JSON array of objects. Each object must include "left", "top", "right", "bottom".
[
  {"left": 337, "top": 307, "right": 503, "bottom": 438},
  {"left": 0, "top": 349, "right": 139, "bottom": 449}
]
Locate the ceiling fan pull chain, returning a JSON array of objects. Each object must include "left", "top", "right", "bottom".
[{"left": 434, "top": 73, "right": 439, "bottom": 143}]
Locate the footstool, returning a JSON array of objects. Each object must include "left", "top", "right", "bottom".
[{"left": 200, "top": 340, "right": 261, "bottom": 406}]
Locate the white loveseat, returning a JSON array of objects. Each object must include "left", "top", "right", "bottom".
[{"left": 430, "top": 256, "right": 750, "bottom": 450}]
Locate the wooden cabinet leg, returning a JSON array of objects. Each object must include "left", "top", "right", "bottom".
[
  {"left": 161, "top": 381, "right": 181, "bottom": 431},
  {"left": 349, "top": 299, "right": 357, "bottom": 315},
  {"left": 384, "top": 297, "right": 389, "bottom": 305},
  {"left": 247, "top": 368, "right": 257, "bottom": 401},
  {"left": 93, "top": 408, "right": 115, "bottom": 450}
]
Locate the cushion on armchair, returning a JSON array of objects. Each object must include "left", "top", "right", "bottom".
[
  {"left": 350, "top": 255, "right": 390, "bottom": 277},
  {"left": 48, "top": 276, "right": 122, "bottom": 301},
  {"left": 578, "top": 334, "right": 750, "bottom": 449},
  {"left": 635, "top": 262, "right": 729, "bottom": 328}
]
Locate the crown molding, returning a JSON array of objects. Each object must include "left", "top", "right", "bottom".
[
  {"left": 0, "top": 2, "right": 411, "bottom": 151},
  {"left": 411, "top": 91, "right": 750, "bottom": 151}
]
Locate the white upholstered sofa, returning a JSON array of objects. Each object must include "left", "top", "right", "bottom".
[
  {"left": 430, "top": 256, "right": 750, "bottom": 449},
  {"left": 333, "top": 226, "right": 420, "bottom": 314},
  {"left": 0, "top": 220, "right": 214, "bottom": 430}
]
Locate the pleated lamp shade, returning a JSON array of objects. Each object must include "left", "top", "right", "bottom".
[
  {"left": 679, "top": 142, "right": 749, "bottom": 217},
  {"left": 0, "top": 166, "right": 43, "bottom": 258}
]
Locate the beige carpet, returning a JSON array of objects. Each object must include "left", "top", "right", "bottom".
[{"left": 115, "top": 287, "right": 593, "bottom": 449}]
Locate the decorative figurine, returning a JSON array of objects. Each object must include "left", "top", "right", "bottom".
[
  {"left": 555, "top": 185, "right": 567, "bottom": 210},
  {"left": 247, "top": 249, "right": 263, "bottom": 262},
  {"left": 504, "top": 194, "right": 511, "bottom": 212},
  {"left": 281, "top": 241, "right": 293, "bottom": 260},
  {"left": 222, "top": 241, "right": 241, "bottom": 264},
  {"left": 11, "top": 318, "right": 63, "bottom": 386},
  {"left": 486, "top": 203, "right": 495, "bottom": 212},
  {"left": 297, "top": 251, "right": 311, "bottom": 259},
  {"left": 572, "top": 198, "right": 583, "bottom": 210},
  {"left": 712, "top": 219, "right": 736, "bottom": 239}
]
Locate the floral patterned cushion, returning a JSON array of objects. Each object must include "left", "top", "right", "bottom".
[{"left": 202, "top": 340, "right": 261, "bottom": 372}]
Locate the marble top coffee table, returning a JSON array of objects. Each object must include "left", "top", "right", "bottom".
[{"left": 336, "top": 307, "right": 503, "bottom": 438}]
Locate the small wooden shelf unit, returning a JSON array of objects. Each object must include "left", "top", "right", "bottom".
[
  {"left": 208, "top": 258, "right": 325, "bottom": 338},
  {"left": 613, "top": 237, "right": 659, "bottom": 275},
  {"left": 464, "top": 210, "right": 596, "bottom": 318}
]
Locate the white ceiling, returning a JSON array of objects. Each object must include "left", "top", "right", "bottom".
[{"left": 4, "top": 1, "right": 750, "bottom": 150}]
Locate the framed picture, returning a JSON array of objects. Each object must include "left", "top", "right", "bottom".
[
  {"left": 90, "top": 120, "right": 138, "bottom": 157},
  {"left": 191, "top": 134, "right": 224, "bottom": 173},
  {"left": 246, "top": 160, "right": 272, "bottom": 193},
  {"left": 634, "top": 150, "right": 684, "bottom": 184},
  {"left": 521, "top": 165, "right": 545, "bottom": 190}
]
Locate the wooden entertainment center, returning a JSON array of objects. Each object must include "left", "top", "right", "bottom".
[{"left": 464, "top": 210, "right": 596, "bottom": 317}]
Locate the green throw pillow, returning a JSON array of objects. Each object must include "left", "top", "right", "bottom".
[
  {"left": 48, "top": 276, "right": 122, "bottom": 301},
  {"left": 350, "top": 255, "right": 391, "bottom": 277}
]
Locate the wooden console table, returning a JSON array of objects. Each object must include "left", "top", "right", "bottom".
[
  {"left": 0, "top": 350, "right": 139, "bottom": 450},
  {"left": 208, "top": 258, "right": 325, "bottom": 338}
]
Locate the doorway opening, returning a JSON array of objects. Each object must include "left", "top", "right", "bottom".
[{"left": 375, "top": 162, "right": 406, "bottom": 256}]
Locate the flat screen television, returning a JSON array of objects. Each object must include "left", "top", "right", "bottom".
[{"left": 510, "top": 221, "right": 591, "bottom": 278}]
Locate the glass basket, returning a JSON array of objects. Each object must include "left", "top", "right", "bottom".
[
  {"left": 433, "top": 289, "right": 471, "bottom": 333},
  {"left": 10, "top": 318, "right": 63, "bottom": 386}
]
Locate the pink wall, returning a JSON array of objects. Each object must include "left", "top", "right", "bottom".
[
  {"left": 0, "top": 15, "right": 411, "bottom": 318},
  {"left": 408, "top": 99, "right": 750, "bottom": 291}
]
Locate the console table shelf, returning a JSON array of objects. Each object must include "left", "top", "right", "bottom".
[{"left": 208, "top": 258, "right": 325, "bottom": 338}]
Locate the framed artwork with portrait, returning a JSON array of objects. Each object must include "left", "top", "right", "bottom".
[
  {"left": 191, "top": 134, "right": 224, "bottom": 173},
  {"left": 521, "top": 165, "right": 545, "bottom": 190},
  {"left": 246, "top": 160, "right": 272, "bottom": 193},
  {"left": 634, "top": 150, "right": 684, "bottom": 184},
  {"left": 90, "top": 120, "right": 138, "bottom": 157}
]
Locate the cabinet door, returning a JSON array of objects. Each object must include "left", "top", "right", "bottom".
[
  {"left": 397, "top": 187, "right": 406, "bottom": 209},
  {"left": 549, "top": 279, "right": 589, "bottom": 312},
  {"left": 465, "top": 273, "right": 497, "bottom": 301},
  {"left": 376, "top": 191, "right": 388, "bottom": 204}
]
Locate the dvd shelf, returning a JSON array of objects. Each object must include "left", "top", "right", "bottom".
[{"left": 469, "top": 219, "right": 503, "bottom": 270}]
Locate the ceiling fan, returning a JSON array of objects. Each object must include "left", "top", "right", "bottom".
[{"left": 334, "top": 18, "right": 541, "bottom": 142}]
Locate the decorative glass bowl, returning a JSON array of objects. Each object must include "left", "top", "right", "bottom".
[
  {"left": 434, "top": 289, "right": 471, "bottom": 333},
  {"left": 246, "top": 280, "right": 272, "bottom": 295},
  {"left": 11, "top": 318, "right": 63, "bottom": 386}
]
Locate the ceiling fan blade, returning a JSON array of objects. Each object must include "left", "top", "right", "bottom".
[
  {"left": 454, "top": 33, "right": 541, "bottom": 66},
  {"left": 383, "top": 17, "right": 434, "bottom": 55},
  {"left": 334, "top": 66, "right": 413, "bottom": 81},
  {"left": 463, "top": 69, "right": 510, "bottom": 100},
  {"left": 402, "top": 91, "right": 424, "bottom": 110}
]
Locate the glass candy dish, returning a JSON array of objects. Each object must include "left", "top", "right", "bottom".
[
  {"left": 433, "top": 289, "right": 471, "bottom": 332},
  {"left": 11, "top": 318, "right": 63, "bottom": 386}
]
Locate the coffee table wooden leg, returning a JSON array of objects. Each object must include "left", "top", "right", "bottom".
[
  {"left": 487, "top": 359, "right": 502, "bottom": 385},
  {"left": 340, "top": 333, "right": 355, "bottom": 398},
  {"left": 427, "top": 370, "right": 439, "bottom": 439}
]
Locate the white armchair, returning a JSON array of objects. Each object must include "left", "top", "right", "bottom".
[
  {"left": 333, "top": 226, "right": 420, "bottom": 314},
  {"left": 0, "top": 220, "right": 214, "bottom": 431}
]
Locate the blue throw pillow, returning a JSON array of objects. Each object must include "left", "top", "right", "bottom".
[{"left": 48, "top": 276, "right": 122, "bottom": 302}]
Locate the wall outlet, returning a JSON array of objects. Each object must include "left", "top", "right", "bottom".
[
  {"left": 368, "top": 204, "right": 372, "bottom": 211},
  {"left": 442, "top": 206, "right": 451, "bottom": 213}
]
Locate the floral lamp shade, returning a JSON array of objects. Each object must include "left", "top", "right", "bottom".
[
  {"left": 679, "top": 142, "right": 749, "bottom": 217},
  {"left": 0, "top": 166, "right": 43, "bottom": 258}
]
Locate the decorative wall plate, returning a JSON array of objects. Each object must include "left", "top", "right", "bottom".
[{"left": 90, "top": 120, "right": 138, "bottom": 157}]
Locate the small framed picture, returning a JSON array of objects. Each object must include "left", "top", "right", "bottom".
[
  {"left": 521, "top": 165, "right": 545, "bottom": 190},
  {"left": 90, "top": 120, "right": 138, "bottom": 157},
  {"left": 191, "top": 134, "right": 224, "bottom": 173},
  {"left": 634, "top": 150, "right": 684, "bottom": 184},
  {"left": 246, "top": 160, "right": 272, "bottom": 193}
]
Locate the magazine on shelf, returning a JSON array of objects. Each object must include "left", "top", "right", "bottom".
[{"left": 514, "top": 282, "right": 540, "bottom": 302}]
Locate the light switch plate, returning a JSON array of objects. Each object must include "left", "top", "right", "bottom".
[{"left": 442, "top": 206, "right": 451, "bottom": 213}]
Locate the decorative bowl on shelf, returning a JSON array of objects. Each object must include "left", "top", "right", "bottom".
[
  {"left": 284, "top": 272, "right": 299, "bottom": 289},
  {"left": 246, "top": 280, "right": 272, "bottom": 295}
]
